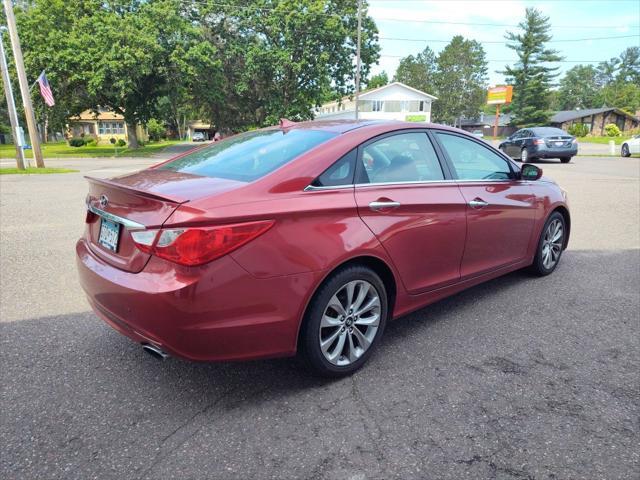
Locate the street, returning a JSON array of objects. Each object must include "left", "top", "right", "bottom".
[{"left": 1, "top": 156, "right": 639, "bottom": 479}]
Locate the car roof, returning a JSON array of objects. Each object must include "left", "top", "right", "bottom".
[{"left": 267, "top": 119, "right": 468, "bottom": 136}]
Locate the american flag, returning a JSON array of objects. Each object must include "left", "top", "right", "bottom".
[{"left": 36, "top": 71, "right": 55, "bottom": 107}]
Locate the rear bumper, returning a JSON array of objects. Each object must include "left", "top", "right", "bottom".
[
  {"left": 532, "top": 146, "right": 577, "bottom": 158},
  {"left": 76, "top": 238, "right": 320, "bottom": 361}
]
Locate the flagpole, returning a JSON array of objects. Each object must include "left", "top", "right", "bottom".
[
  {"left": 0, "top": 29, "right": 25, "bottom": 169},
  {"left": 3, "top": 0, "right": 44, "bottom": 168}
]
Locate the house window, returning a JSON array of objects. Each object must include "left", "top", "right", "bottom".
[
  {"left": 384, "top": 101, "right": 401, "bottom": 112},
  {"left": 98, "top": 121, "right": 124, "bottom": 135},
  {"left": 372, "top": 100, "right": 383, "bottom": 112}
]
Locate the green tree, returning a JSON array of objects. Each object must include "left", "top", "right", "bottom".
[
  {"left": 366, "top": 71, "right": 388, "bottom": 89},
  {"left": 597, "top": 82, "right": 640, "bottom": 113},
  {"left": 432, "top": 36, "right": 488, "bottom": 125},
  {"left": 616, "top": 46, "right": 640, "bottom": 85},
  {"left": 393, "top": 46, "right": 437, "bottom": 94},
  {"left": 502, "top": 7, "right": 562, "bottom": 126},
  {"left": 556, "top": 65, "right": 599, "bottom": 110}
]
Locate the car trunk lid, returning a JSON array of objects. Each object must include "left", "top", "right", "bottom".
[{"left": 84, "top": 170, "right": 246, "bottom": 272}]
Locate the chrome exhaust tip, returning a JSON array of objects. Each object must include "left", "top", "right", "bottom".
[{"left": 142, "top": 343, "right": 169, "bottom": 360}]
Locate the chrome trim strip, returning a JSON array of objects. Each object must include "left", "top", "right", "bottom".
[
  {"left": 87, "top": 204, "right": 146, "bottom": 230},
  {"left": 304, "top": 178, "right": 518, "bottom": 191}
]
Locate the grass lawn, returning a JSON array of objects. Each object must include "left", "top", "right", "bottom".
[
  {"left": 576, "top": 136, "right": 634, "bottom": 145},
  {"left": 0, "top": 140, "right": 182, "bottom": 159},
  {"left": 0, "top": 167, "right": 78, "bottom": 174}
]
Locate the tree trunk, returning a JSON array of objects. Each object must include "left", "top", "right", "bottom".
[{"left": 126, "top": 121, "right": 139, "bottom": 148}]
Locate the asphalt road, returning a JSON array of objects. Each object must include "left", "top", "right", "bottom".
[{"left": 1, "top": 156, "right": 638, "bottom": 479}]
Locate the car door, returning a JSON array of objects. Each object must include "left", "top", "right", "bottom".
[
  {"left": 354, "top": 131, "right": 467, "bottom": 294},
  {"left": 433, "top": 131, "right": 537, "bottom": 278},
  {"left": 505, "top": 130, "right": 521, "bottom": 157}
]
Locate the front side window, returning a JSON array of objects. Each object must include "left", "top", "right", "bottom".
[
  {"left": 160, "top": 129, "right": 336, "bottom": 182},
  {"left": 359, "top": 132, "right": 445, "bottom": 184},
  {"left": 435, "top": 132, "right": 513, "bottom": 181}
]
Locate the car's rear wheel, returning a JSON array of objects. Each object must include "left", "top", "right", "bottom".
[
  {"left": 299, "top": 266, "right": 388, "bottom": 377},
  {"left": 622, "top": 144, "right": 630, "bottom": 157},
  {"left": 521, "top": 148, "right": 530, "bottom": 163},
  {"left": 560, "top": 157, "right": 572, "bottom": 163},
  {"left": 530, "top": 212, "right": 565, "bottom": 276}
]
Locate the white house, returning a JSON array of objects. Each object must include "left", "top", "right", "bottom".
[{"left": 315, "top": 82, "right": 437, "bottom": 123}]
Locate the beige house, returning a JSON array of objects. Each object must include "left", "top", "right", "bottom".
[{"left": 67, "top": 109, "right": 147, "bottom": 144}]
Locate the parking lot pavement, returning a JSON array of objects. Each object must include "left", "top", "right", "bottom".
[{"left": 1, "top": 156, "right": 638, "bottom": 479}]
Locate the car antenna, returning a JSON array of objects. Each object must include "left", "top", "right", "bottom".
[{"left": 279, "top": 118, "right": 296, "bottom": 129}]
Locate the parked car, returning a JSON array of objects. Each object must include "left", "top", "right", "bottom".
[
  {"left": 77, "top": 121, "right": 570, "bottom": 377},
  {"left": 621, "top": 134, "right": 640, "bottom": 157},
  {"left": 499, "top": 127, "right": 577, "bottom": 163},
  {"left": 192, "top": 132, "right": 206, "bottom": 142},
  {"left": 471, "top": 129, "right": 484, "bottom": 138}
]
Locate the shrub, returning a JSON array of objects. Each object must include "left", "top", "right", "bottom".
[
  {"left": 116, "top": 139, "right": 126, "bottom": 147},
  {"left": 109, "top": 137, "right": 116, "bottom": 144},
  {"left": 568, "top": 123, "right": 589, "bottom": 137},
  {"left": 138, "top": 140, "right": 146, "bottom": 147},
  {"left": 68, "top": 137, "right": 85, "bottom": 147},
  {"left": 604, "top": 123, "right": 621, "bottom": 137},
  {"left": 146, "top": 119, "right": 165, "bottom": 142},
  {"left": 85, "top": 138, "right": 97, "bottom": 146}
]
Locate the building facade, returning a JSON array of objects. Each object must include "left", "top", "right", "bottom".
[
  {"left": 67, "top": 109, "right": 147, "bottom": 144},
  {"left": 550, "top": 108, "right": 639, "bottom": 135},
  {"left": 315, "top": 82, "right": 437, "bottom": 123}
]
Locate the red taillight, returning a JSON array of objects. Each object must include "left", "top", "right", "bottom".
[
  {"left": 534, "top": 139, "right": 545, "bottom": 145},
  {"left": 131, "top": 221, "right": 274, "bottom": 266}
]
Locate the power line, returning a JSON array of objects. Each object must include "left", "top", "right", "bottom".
[
  {"left": 379, "top": 55, "right": 612, "bottom": 63},
  {"left": 183, "top": 1, "right": 640, "bottom": 30},
  {"left": 379, "top": 34, "right": 639, "bottom": 44}
]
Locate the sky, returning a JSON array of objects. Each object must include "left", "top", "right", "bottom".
[{"left": 366, "top": 0, "right": 640, "bottom": 87}]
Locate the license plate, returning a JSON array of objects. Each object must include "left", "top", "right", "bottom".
[
  {"left": 98, "top": 218, "right": 120, "bottom": 252},
  {"left": 555, "top": 141, "right": 564, "bottom": 146}
]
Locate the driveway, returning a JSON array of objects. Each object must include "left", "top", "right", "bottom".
[{"left": 1, "top": 156, "right": 638, "bottom": 479}]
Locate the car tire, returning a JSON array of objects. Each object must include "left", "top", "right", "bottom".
[
  {"left": 299, "top": 265, "right": 388, "bottom": 377},
  {"left": 521, "top": 148, "right": 530, "bottom": 163},
  {"left": 622, "top": 144, "right": 630, "bottom": 157},
  {"left": 530, "top": 212, "right": 566, "bottom": 277},
  {"left": 560, "top": 157, "right": 572, "bottom": 163}
]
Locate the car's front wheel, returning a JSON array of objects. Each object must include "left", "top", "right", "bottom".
[
  {"left": 622, "top": 144, "right": 630, "bottom": 157},
  {"left": 560, "top": 157, "right": 572, "bottom": 163},
  {"left": 299, "top": 266, "right": 388, "bottom": 377},
  {"left": 521, "top": 148, "right": 530, "bottom": 163},
  {"left": 530, "top": 212, "right": 566, "bottom": 276}
]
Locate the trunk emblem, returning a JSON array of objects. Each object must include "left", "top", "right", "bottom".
[{"left": 99, "top": 195, "right": 109, "bottom": 208}]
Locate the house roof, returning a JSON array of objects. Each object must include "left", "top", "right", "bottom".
[
  {"left": 319, "top": 82, "right": 438, "bottom": 109},
  {"left": 358, "top": 82, "right": 438, "bottom": 101},
  {"left": 70, "top": 109, "right": 124, "bottom": 121},
  {"left": 551, "top": 108, "right": 639, "bottom": 123}
]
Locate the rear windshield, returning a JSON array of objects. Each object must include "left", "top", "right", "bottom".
[
  {"left": 160, "top": 129, "right": 337, "bottom": 181},
  {"left": 531, "top": 127, "right": 568, "bottom": 136}
]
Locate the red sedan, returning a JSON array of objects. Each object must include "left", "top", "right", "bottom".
[{"left": 77, "top": 120, "right": 570, "bottom": 377}]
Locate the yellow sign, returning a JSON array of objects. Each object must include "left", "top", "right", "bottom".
[{"left": 487, "top": 86, "right": 513, "bottom": 105}]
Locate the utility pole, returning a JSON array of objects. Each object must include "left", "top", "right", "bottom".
[
  {"left": 0, "top": 30, "right": 25, "bottom": 169},
  {"left": 354, "top": 0, "right": 362, "bottom": 120},
  {"left": 3, "top": 0, "right": 44, "bottom": 168}
]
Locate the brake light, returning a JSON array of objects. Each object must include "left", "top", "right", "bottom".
[
  {"left": 534, "top": 139, "right": 545, "bottom": 145},
  {"left": 131, "top": 221, "right": 274, "bottom": 266}
]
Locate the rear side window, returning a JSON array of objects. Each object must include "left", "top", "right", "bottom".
[
  {"left": 160, "top": 129, "right": 337, "bottom": 182},
  {"left": 312, "top": 149, "right": 357, "bottom": 187},
  {"left": 358, "top": 132, "right": 444, "bottom": 184},
  {"left": 436, "top": 132, "right": 513, "bottom": 181}
]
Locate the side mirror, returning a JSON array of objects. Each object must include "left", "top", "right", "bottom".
[{"left": 521, "top": 164, "right": 543, "bottom": 181}]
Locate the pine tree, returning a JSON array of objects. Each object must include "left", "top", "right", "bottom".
[{"left": 502, "top": 8, "right": 562, "bottom": 126}]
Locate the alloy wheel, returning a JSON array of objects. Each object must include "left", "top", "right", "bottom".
[
  {"left": 521, "top": 148, "right": 528, "bottom": 163},
  {"left": 319, "top": 280, "right": 381, "bottom": 366},
  {"left": 541, "top": 218, "right": 563, "bottom": 269}
]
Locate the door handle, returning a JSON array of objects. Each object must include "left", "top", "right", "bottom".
[
  {"left": 468, "top": 198, "right": 489, "bottom": 209},
  {"left": 369, "top": 200, "right": 401, "bottom": 211}
]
